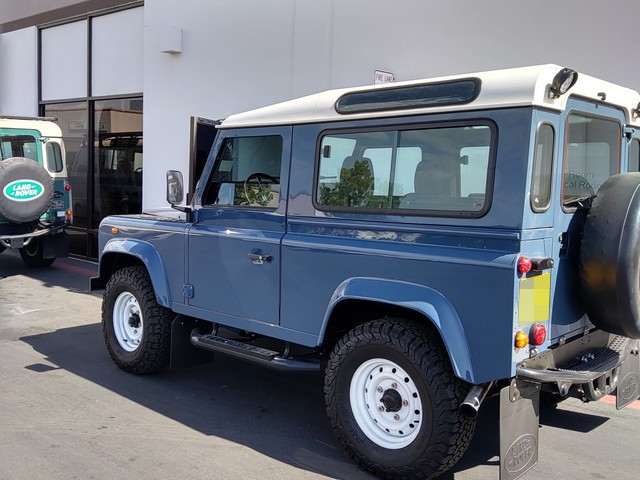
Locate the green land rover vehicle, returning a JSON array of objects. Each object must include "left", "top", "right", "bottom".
[{"left": 0, "top": 116, "right": 72, "bottom": 267}]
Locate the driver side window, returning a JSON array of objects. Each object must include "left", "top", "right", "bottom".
[{"left": 204, "top": 135, "right": 283, "bottom": 207}]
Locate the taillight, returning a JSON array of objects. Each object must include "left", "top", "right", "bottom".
[
  {"left": 530, "top": 323, "right": 547, "bottom": 345},
  {"left": 65, "top": 183, "right": 71, "bottom": 191},
  {"left": 518, "top": 256, "right": 532, "bottom": 274},
  {"left": 66, "top": 209, "right": 72, "bottom": 222}
]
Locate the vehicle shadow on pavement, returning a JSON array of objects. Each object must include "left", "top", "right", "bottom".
[
  {"left": 0, "top": 251, "right": 98, "bottom": 295},
  {"left": 17, "top": 323, "right": 539, "bottom": 479}
]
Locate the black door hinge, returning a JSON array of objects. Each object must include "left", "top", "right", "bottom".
[{"left": 624, "top": 127, "right": 635, "bottom": 140}]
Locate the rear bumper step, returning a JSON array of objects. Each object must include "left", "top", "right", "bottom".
[
  {"left": 517, "top": 335, "right": 640, "bottom": 401},
  {"left": 190, "top": 331, "right": 320, "bottom": 372},
  {"left": 517, "top": 336, "right": 638, "bottom": 384}
]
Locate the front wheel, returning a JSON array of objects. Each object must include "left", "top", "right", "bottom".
[
  {"left": 19, "top": 238, "right": 55, "bottom": 267},
  {"left": 324, "top": 319, "right": 475, "bottom": 480},
  {"left": 102, "top": 266, "right": 173, "bottom": 374}
]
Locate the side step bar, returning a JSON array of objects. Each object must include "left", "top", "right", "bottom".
[{"left": 190, "top": 330, "right": 321, "bottom": 372}]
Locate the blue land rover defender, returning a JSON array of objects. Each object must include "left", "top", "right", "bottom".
[{"left": 91, "top": 65, "right": 640, "bottom": 480}]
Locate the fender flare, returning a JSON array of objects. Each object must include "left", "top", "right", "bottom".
[
  {"left": 99, "top": 238, "right": 172, "bottom": 307},
  {"left": 320, "top": 277, "right": 476, "bottom": 382}
]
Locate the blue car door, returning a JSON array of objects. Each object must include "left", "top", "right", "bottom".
[{"left": 187, "top": 126, "right": 291, "bottom": 326}]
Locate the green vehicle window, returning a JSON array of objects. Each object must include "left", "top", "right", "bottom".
[{"left": 46, "top": 142, "right": 64, "bottom": 172}]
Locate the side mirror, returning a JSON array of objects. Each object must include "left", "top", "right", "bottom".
[{"left": 166, "top": 170, "right": 184, "bottom": 206}]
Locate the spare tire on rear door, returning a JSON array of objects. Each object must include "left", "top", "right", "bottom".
[
  {"left": 580, "top": 173, "right": 640, "bottom": 339},
  {"left": 0, "top": 157, "right": 54, "bottom": 224}
]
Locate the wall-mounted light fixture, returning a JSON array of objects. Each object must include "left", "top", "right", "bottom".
[{"left": 160, "top": 26, "right": 183, "bottom": 54}]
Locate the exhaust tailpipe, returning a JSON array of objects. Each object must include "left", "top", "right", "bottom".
[{"left": 460, "top": 381, "right": 494, "bottom": 419}]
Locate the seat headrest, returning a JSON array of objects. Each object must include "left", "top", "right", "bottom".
[
  {"left": 414, "top": 157, "right": 453, "bottom": 196},
  {"left": 342, "top": 156, "right": 373, "bottom": 173}
]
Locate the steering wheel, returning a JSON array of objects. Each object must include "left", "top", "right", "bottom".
[{"left": 243, "top": 172, "right": 279, "bottom": 204}]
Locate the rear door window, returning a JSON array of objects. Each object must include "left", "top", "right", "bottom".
[
  {"left": 0, "top": 134, "right": 38, "bottom": 161},
  {"left": 562, "top": 114, "right": 620, "bottom": 209}
]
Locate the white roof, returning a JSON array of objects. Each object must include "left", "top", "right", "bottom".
[
  {"left": 0, "top": 116, "right": 63, "bottom": 137},
  {"left": 221, "top": 64, "right": 640, "bottom": 128}
]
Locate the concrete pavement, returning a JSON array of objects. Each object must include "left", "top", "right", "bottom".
[{"left": 1, "top": 251, "right": 639, "bottom": 480}]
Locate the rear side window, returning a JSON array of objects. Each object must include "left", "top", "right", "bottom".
[
  {"left": 46, "top": 142, "right": 64, "bottom": 172},
  {"left": 530, "top": 123, "right": 554, "bottom": 212},
  {"left": 315, "top": 123, "right": 494, "bottom": 216},
  {"left": 562, "top": 114, "right": 620, "bottom": 209},
  {"left": 0, "top": 134, "right": 38, "bottom": 161},
  {"left": 629, "top": 139, "right": 640, "bottom": 172}
]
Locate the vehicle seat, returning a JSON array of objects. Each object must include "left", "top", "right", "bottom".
[{"left": 400, "top": 156, "right": 453, "bottom": 209}]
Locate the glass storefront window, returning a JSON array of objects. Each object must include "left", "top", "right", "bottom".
[
  {"left": 93, "top": 98, "right": 143, "bottom": 228},
  {"left": 44, "top": 102, "right": 89, "bottom": 227},
  {"left": 39, "top": 8, "right": 143, "bottom": 259}
]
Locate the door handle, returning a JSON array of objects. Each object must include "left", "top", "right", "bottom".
[{"left": 248, "top": 253, "right": 272, "bottom": 265}]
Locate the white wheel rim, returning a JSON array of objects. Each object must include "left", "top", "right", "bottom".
[
  {"left": 350, "top": 358, "right": 423, "bottom": 449},
  {"left": 112, "top": 291, "right": 143, "bottom": 352}
]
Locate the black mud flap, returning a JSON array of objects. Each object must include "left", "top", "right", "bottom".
[
  {"left": 616, "top": 348, "right": 640, "bottom": 409},
  {"left": 42, "top": 232, "right": 68, "bottom": 259},
  {"left": 500, "top": 379, "right": 540, "bottom": 480},
  {"left": 170, "top": 315, "right": 213, "bottom": 370}
]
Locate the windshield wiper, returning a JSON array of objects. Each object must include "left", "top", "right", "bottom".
[{"left": 563, "top": 194, "right": 596, "bottom": 209}]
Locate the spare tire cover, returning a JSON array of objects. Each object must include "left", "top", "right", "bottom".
[
  {"left": 580, "top": 173, "right": 640, "bottom": 339},
  {"left": 0, "top": 157, "right": 54, "bottom": 224}
]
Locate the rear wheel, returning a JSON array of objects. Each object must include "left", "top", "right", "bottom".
[
  {"left": 102, "top": 266, "right": 173, "bottom": 374},
  {"left": 19, "top": 238, "right": 55, "bottom": 267},
  {"left": 324, "top": 319, "right": 475, "bottom": 479}
]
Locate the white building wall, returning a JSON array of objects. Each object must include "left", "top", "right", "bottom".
[
  {"left": 0, "top": 27, "right": 38, "bottom": 116},
  {"left": 329, "top": 0, "right": 640, "bottom": 89},
  {"left": 41, "top": 20, "right": 87, "bottom": 101},
  {"left": 143, "top": 0, "right": 640, "bottom": 211},
  {"left": 92, "top": 7, "right": 144, "bottom": 97}
]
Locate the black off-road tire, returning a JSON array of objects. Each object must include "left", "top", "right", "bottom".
[
  {"left": 19, "top": 238, "right": 55, "bottom": 267},
  {"left": 324, "top": 319, "right": 475, "bottom": 480},
  {"left": 0, "top": 157, "right": 54, "bottom": 223},
  {"left": 102, "top": 266, "right": 173, "bottom": 374},
  {"left": 580, "top": 173, "right": 640, "bottom": 338}
]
